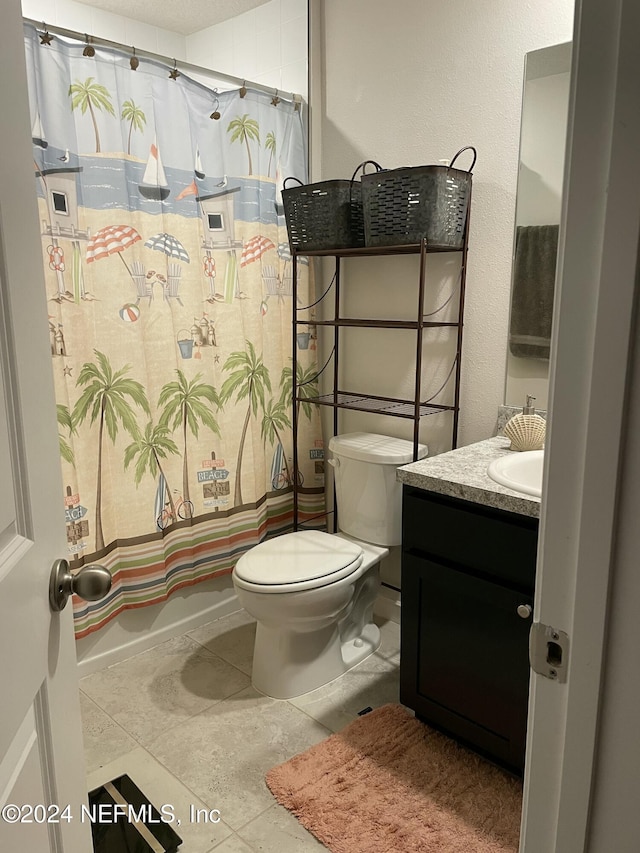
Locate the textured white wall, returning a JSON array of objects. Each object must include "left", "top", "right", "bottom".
[
  {"left": 186, "top": 0, "right": 308, "bottom": 98},
  {"left": 22, "top": 0, "right": 307, "bottom": 98},
  {"left": 21, "top": 0, "right": 187, "bottom": 58},
  {"left": 319, "top": 0, "right": 574, "bottom": 447}
]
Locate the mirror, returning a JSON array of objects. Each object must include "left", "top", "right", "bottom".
[{"left": 505, "top": 42, "right": 572, "bottom": 410}]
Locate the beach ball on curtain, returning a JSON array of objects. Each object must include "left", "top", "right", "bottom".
[{"left": 119, "top": 303, "right": 140, "bottom": 322}]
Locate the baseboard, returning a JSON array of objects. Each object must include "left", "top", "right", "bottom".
[
  {"left": 374, "top": 589, "right": 401, "bottom": 624},
  {"left": 76, "top": 577, "right": 239, "bottom": 677},
  {"left": 77, "top": 578, "right": 399, "bottom": 677}
]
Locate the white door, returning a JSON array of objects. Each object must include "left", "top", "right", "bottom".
[
  {"left": 521, "top": 0, "right": 640, "bottom": 849},
  {"left": 0, "top": 2, "right": 94, "bottom": 852}
]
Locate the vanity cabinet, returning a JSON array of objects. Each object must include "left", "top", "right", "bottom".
[{"left": 400, "top": 484, "right": 538, "bottom": 774}]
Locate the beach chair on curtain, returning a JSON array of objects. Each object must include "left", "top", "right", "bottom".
[
  {"left": 262, "top": 263, "right": 286, "bottom": 303},
  {"left": 281, "top": 264, "right": 293, "bottom": 298},
  {"left": 131, "top": 260, "right": 152, "bottom": 303},
  {"left": 164, "top": 263, "right": 184, "bottom": 306}
]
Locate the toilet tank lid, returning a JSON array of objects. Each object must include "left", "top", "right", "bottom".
[
  {"left": 328, "top": 432, "right": 428, "bottom": 465},
  {"left": 234, "top": 530, "right": 363, "bottom": 586}
]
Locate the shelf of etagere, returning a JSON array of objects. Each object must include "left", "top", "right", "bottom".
[
  {"left": 292, "top": 243, "right": 464, "bottom": 258},
  {"left": 295, "top": 318, "right": 459, "bottom": 329},
  {"left": 291, "top": 216, "right": 472, "bottom": 532},
  {"left": 297, "top": 392, "right": 454, "bottom": 419}
]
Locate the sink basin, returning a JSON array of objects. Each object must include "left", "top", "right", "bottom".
[{"left": 487, "top": 450, "right": 544, "bottom": 497}]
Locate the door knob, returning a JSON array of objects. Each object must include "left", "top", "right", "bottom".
[
  {"left": 49, "top": 558, "right": 112, "bottom": 612},
  {"left": 517, "top": 604, "right": 532, "bottom": 619}
]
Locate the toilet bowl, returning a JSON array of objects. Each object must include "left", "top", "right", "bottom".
[
  {"left": 233, "top": 529, "right": 386, "bottom": 699},
  {"left": 232, "top": 432, "right": 428, "bottom": 700}
]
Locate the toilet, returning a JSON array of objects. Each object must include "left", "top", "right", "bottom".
[{"left": 232, "top": 432, "right": 428, "bottom": 699}]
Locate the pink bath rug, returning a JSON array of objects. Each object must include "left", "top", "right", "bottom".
[{"left": 266, "top": 703, "right": 522, "bottom": 853}]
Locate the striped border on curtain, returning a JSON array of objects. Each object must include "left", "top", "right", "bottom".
[{"left": 72, "top": 490, "right": 324, "bottom": 638}]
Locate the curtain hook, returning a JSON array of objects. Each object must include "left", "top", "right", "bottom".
[
  {"left": 271, "top": 89, "right": 281, "bottom": 107},
  {"left": 169, "top": 59, "right": 180, "bottom": 80},
  {"left": 83, "top": 34, "right": 95, "bottom": 57},
  {"left": 210, "top": 91, "right": 221, "bottom": 120},
  {"left": 130, "top": 46, "right": 139, "bottom": 70},
  {"left": 40, "top": 23, "right": 53, "bottom": 45},
  {"left": 239, "top": 81, "right": 247, "bottom": 98}
]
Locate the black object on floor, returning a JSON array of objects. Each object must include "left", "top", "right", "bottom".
[
  {"left": 357, "top": 706, "right": 373, "bottom": 716},
  {"left": 88, "top": 774, "right": 182, "bottom": 853}
]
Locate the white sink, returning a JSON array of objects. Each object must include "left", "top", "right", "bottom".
[{"left": 487, "top": 450, "right": 544, "bottom": 497}]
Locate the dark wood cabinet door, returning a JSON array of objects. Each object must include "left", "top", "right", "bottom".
[{"left": 401, "top": 553, "right": 533, "bottom": 772}]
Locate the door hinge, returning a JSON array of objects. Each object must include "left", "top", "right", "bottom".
[{"left": 529, "top": 622, "right": 570, "bottom": 683}]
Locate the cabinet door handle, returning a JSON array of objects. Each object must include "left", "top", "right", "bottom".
[{"left": 517, "top": 604, "right": 532, "bottom": 619}]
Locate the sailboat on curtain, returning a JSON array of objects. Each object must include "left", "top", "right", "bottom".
[
  {"left": 275, "top": 161, "right": 285, "bottom": 216},
  {"left": 32, "top": 112, "right": 48, "bottom": 148},
  {"left": 138, "top": 138, "right": 170, "bottom": 200},
  {"left": 194, "top": 146, "right": 205, "bottom": 180}
]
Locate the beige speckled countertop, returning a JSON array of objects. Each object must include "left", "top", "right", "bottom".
[{"left": 397, "top": 436, "right": 541, "bottom": 518}]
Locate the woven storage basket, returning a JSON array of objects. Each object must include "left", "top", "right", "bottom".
[
  {"left": 361, "top": 147, "right": 476, "bottom": 249},
  {"left": 282, "top": 162, "right": 382, "bottom": 252}
]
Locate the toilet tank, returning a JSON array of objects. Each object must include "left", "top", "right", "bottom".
[{"left": 328, "top": 432, "right": 428, "bottom": 546}]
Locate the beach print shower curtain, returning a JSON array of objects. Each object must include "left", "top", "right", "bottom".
[{"left": 23, "top": 25, "right": 324, "bottom": 638}]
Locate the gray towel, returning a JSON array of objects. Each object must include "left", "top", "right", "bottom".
[{"left": 509, "top": 224, "right": 559, "bottom": 360}]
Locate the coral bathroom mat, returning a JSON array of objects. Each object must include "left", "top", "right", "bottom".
[{"left": 266, "top": 704, "right": 522, "bottom": 853}]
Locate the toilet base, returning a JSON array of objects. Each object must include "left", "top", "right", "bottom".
[{"left": 251, "top": 620, "right": 381, "bottom": 700}]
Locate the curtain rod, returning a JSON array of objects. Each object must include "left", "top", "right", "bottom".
[{"left": 23, "top": 17, "right": 301, "bottom": 105}]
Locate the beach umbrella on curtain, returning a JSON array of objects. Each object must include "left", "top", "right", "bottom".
[
  {"left": 277, "top": 242, "right": 292, "bottom": 263},
  {"left": 86, "top": 224, "right": 142, "bottom": 283},
  {"left": 277, "top": 242, "right": 309, "bottom": 265},
  {"left": 240, "top": 235, "right": 275, "bottom": 267},
  {"left": 144, "top": 233, "right": 190, "bottom": 264}
]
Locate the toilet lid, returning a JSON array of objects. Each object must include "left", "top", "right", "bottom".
[{"left": 234, "top": 530, "right": 363, "bottom": 587}]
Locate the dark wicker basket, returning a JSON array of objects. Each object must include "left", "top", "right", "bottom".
[
  {"left": 361, "top": 147, "right": 476, "bottom": 249},
  {"left": 282, "top": 162, "right": 382, "bottom": 252}
]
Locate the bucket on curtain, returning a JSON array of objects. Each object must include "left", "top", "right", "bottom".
[{"left": 23, "top": 23, "right": 324, "bottom": 638}]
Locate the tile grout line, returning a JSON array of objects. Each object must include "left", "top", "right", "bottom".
[
  {"left": 80, "top": 648, "right": 253, "bottom": 753},
  {"left": 79, "top": 687, "right": 147, "bottom": 750},
  {"left": 83, "top": 715, "right": 239, "bottom": 845},
  {"left": 93, "top": 647, "right": 398, "bottom": 750},
  {"left": 184, "top": 627, "right": 254, "bottom": 680},
  {"left": 140, "top": 679, "right": 261, "bottom": 760},
  {"left": 133, "top": 740, "right": 238, "bottom": 839},
  {"left": 80, "top": 615, "right": 400, "bottom": 845}
]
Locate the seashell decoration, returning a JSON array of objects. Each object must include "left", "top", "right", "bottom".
[{"left": 504, "top": 414, "right": 546, "bottom": 452}]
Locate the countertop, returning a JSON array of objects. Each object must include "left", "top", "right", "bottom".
[{"left": 397, "top": 436, "right": 541, "bottom": 518}]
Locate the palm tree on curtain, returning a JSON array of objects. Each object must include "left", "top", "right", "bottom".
[
  {"left": 261, "top": 398, "right": 292, "bottom": 487},
  {"left": 57, "top": 404, "right": 75, "bottom": 465},
  {"left": 265, "top": 131, "right": 276, "bottom": 177},
  {"left": 227, "top": 114, "right": 260, "bottom": 175},
  {"left": 72, "top": 351, "right": 150, "bottom": 553},
  {"left": 121, "top": 99, "right": 147, "bottom": 156},
  {"left": 280, "top": 360, "right": 319, "bottom": 423},
  {"left": 123, "top": 422, "right": 180, "bottom": 522},
  {"left": 220, "top": 341, "right": 271, "bottom": 506},
  {"left": 68, "top": 78, "right": 115, "bottom": 153},
  {"left": 158, "top": 371, "right": 221, "bottom": 512}
]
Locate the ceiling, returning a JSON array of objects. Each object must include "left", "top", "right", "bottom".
[{"left": 75, "top": 0, "right": 271, "bottom": 36}]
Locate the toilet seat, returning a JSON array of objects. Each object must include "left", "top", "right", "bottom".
[{"left": 233, "top": 530, "right": 364, "bottom": 593}]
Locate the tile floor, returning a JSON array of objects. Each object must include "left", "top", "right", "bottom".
[{"left": 80, "top": 609, "right": 401, "bottom": 852}]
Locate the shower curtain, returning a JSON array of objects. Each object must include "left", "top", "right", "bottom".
[{"left": 23, "top": 24, "right": 324, "bottom": 638}]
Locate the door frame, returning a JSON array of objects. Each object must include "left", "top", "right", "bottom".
[{"left": 521, "top": 0, "right": 640, "bottom": 849}]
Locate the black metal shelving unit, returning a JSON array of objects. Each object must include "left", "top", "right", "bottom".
[{"left": 291, "top": 226, "right": 470, "bottom": 531}]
